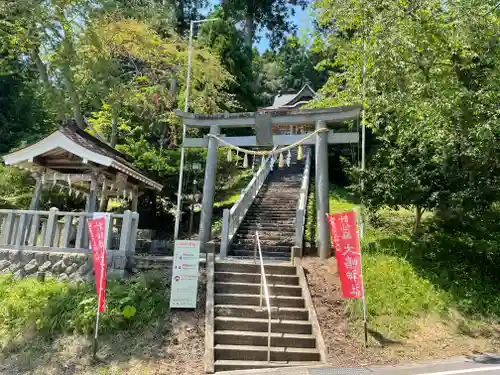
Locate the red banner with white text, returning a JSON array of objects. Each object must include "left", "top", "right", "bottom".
[
  {"left": 327, "top": 212, "right": 364, "bottom": 299},
  {"left": 88, "top": 218, "right": 107, "bottom": 313}
]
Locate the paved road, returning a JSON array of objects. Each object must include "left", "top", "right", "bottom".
[{"left": 221, "top": 355, "right": 500, "bottom": 375}]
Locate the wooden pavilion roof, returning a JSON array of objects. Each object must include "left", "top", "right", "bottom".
[{"left": 3, "top": 125, "right": 163, "bottom": 193}]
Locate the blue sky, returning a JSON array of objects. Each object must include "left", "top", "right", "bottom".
[
  {"left": 255, "top": 5, "right": 313, "bottom": 53},
  {"left": 204, "top": 2, "right": 313, "bottom": 53}
]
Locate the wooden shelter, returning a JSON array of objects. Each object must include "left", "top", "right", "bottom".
[{"left": 3, "top": 125, "right": 163, "bottom": 213}]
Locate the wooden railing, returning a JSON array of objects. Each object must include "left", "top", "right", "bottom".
[
  {"left": 295, "top": 148, "right": 312, "bottom": 253},
  {"left": 0, "top": 208, "right": 139, "bottom": 255},
  {"left": 220, "top": 147, "right": 278, "bottom": 258}
]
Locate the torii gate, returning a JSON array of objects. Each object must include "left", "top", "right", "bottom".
[{"left": 175, "top": 106, "right": 362, "bottom": 257}]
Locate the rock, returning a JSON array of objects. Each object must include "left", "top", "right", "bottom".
[
  {"left": 51, "top": 260, "right": 65, "bottom": 273},
  {"left": 9, "top": 250, "right": 21, "bottom": 262},
  {"left": 9, "top": 262, "right": 22, "bottom": 273},
  {"left": 39, "top": 261, "right": 52, "bottom": 272},
  {"left": 77, "top": 262, "right": 92, "bottom": 275},
  {"left": 49, "top": 253, "right": 61, "bottom": 264},
  {"left": 35, "top": 252, "right": 48, "bottom": 264},
  {"left": 62, "top": 255, "right": 72, "bottom": 267},
  {"left": 0, "top": 251, "right": 8, "bottom": 261},
  {"left": 24, "top": 259, "right": 39, "bottom": 275},
  {"left": 21, "top": 251, "right": 36, "bottom": 264},
  {"left": 0, "top": 259, "right": 10, "bottom": 271},
  {"left": 57, "top": 273, "right": 69, "bottom": 282},
  {"left": 65, "top": 263, "right": 78, "bottom": 275},
  {"left": 13, "top": 269, "right": 25, "bottom": 278}
]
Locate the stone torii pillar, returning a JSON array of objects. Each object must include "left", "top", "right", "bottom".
[
  {"left": 315, "top": 120, "right": 330, "bottom": 258},
  {"left": 199, "top": 125, "right": 220, "bottom": 249}
]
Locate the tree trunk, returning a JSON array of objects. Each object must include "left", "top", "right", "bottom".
[
  {"left": 31, "top": 47, "right": 51, "bottom": 92},
  {"left": 110, "top": 117, "right": 118, "bottom": 147},
  {"left": 61, "top": 22, "right": 85, "bottom": 129},
  {"left": 244, "top": 12, "right": 254, "bottom": 50},
  {"left": 414, "top": 205, "right": 424, "bottom": 234}
]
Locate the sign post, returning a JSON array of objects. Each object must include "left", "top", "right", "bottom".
[
  {"left": 170, "top": 240, "right": 201, "bottom": 309},
  {"left": 327, "top": 210, "right": 368, "bottom": 347},
  {"left": 88, "top": 217, "right": 107, "bottom": 359}
]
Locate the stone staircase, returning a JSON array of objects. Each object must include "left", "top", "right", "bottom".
[
  {"left": 228, "top": 150, "right": 305, "bottom": 260},
  {"left": 212, "top": 261, "right": 324, "bottom": 372}
]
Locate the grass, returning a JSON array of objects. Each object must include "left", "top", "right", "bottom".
[
  {"left": 0, "top": 273, "right": 170, "bottom": 353},
  {"left": 214, "top": 169, "right": 253, "bottom": 209},
  {"left": 327, "top": 185, "right": 500, "bottom": 341}
]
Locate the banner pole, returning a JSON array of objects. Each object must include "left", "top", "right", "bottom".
[
  {"left": 355, "top": 208, "right": 368, "bottom": 347},
  {"left": 93, "top": 310, "right": 100, "bottom": 359},
  {"left": 93, "top": 251, "right": 105, "bottom": 360}
]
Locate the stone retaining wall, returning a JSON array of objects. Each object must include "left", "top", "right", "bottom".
[{"left": 0, "top": 250, "right": 93, "bottom": 282}]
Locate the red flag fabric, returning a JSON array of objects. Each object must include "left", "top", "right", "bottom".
[
  {"left": 88, "top": 218, "right": 107, "bottom": 313},
  {"left": 327, "top": 211, "right": 364, "bottom": 299}
]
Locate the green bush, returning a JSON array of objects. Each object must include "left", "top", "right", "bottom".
[{"left": 0, "top": 275, "right": 169, "bottom": 349}]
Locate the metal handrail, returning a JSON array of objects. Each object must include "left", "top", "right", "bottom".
[
  {"left": 220, "top": 146, "right": 278, "bottom": 257},
  {"left": 295, "top": 149, "right": 312, "bottom": 251},
  {"left": 254, "top": 231, "right": 272, "bottom": 362}
]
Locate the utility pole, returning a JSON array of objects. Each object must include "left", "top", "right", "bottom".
[{"left": 174, "top": 17, "right": 218, "bottom": 240}]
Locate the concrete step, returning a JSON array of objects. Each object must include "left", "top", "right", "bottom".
[
  {"left": 234, "top": 234, "right": 294, "bottom": 242},
  {"left": 238, "top": 226, "right": 295, "bottom": 234},
  {"left": 215, "top": 305, "right": 308, "bottom": 320},
  {"left": 230, "top": 250, "right": 290, "bottom": 259},
  {"left": 215, "top": 293, "right": 304, "bottom": 308},
  {"left": 214, "top": 330, "right": 316, "bottom": 348},
  {"left": 246, "top": 207, "right": 296, "bottom": 216},
  {"left": 214, "top": 316, "right": 312, "bottom": 334},
  {"left": 231, "top": 244, "right": 292, "bottom": 252},
  {"left": 242, "top": 218, "right": 295, "bottom": 224},
  {"left": 214, "top": 359, "right": 321, "bottom": 372},
  {"left": 215, "top": 282, "right": 302, "bottom": 297},
  {"left": 214, "top": 271, "right": 299, "bottom": 285},
  {"left": 215, "top": 344, "right": 320, "bottom": 362},
  {"left": 233, "top": 238, "right": 294, "bottom": 246},
  {"left": 215, "top": 262, "right": 296, "bottom": 275}
]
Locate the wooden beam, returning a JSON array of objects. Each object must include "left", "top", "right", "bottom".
[{"left": 183, "top": 131, "right": 359, "bottom": 148}]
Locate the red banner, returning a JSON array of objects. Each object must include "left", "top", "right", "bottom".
[
  {"left": 327, "top": 211, "right": 364, "bottom": 299},
  {"left": 88, "top": 218, "right": 107, "bottom": 313}
]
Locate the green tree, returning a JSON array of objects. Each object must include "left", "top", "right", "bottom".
[
  {"left": 313, "top": 0, "right": 500, "bottom": 230},
  {"left": 221, "top": 0, "right": 308, "bottom": 50}
]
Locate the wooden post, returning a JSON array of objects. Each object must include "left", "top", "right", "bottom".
[
  {"left": 119, "top": 210, "right": 132, "bottom": 254},
  {"left": 128, "top": 212, "right": 139, "bottom": 255},
  {"left": 28, "top": 213, "right": 40, "bottom": 246},
  {"left": 87, "top": 174, "right": 99, "bottom": 214},
  {"left": 98, "top": 179, "right": 108, "bottom": 212},
  {"left": 131, "top": 187, "right": 139, "bottom": 212},
  {"left": 25, "top": 172, "right": 44, "bottom": 242},
  {"left": 75, "top": 214, "right": 85, "bottom": 249},
  {"left": 14, "top": 214, "right": 27, "bottom": 247},
  {"left": 0, "top": 212, "right": 14, "bottom": 245},
  {"left": 220, "top": 209, "right": 230, "bottom": 258},
  {"left": 44, "top": 207, "right": 58, "bottom": 247},
  {"left": 61, "top": 215, "right": 72, "bottom": 248}
]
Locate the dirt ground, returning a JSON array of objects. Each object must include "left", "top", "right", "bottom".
[
  {"left": 0, "top": 271, "right": 207, "bottom": 375},
  {"left": 301, "top": 257, "right": 500, "bottom": 367}
]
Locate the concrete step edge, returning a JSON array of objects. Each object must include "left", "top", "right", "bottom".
[
  {"left": 214, "top": 304, "right": 307, "bottom": 312},
  {"left": 214, "top": 330, "right": 315, "bottom": 339},
  {"left": 214, "top": 316, "right": 311, "bottom": 325},
  {"left": 215, "top": 344, "right": 319, "bottom": 354},
  {"left": 215, "top": 281, "right": 301, "bottom": 289},
  {"left": 215, "top": 293, "right": 302, "bottom": 301}
]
